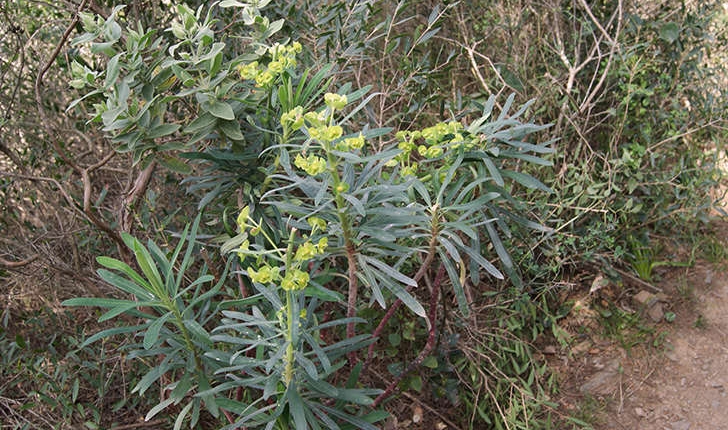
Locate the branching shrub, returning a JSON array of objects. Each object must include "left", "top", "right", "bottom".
[{"left": 64, "top": 1, "right": 554, "bottom": 428}]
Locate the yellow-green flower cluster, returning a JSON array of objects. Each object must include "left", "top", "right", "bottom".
[
  {"left": 293, "top": 237, "right": 328, "bottom": 262},
  {"left": 335, "top": 182, "right": 349, "bottom": 194},
  {"left": 294, "top": 153, "right": 327, "bottom": 176},
  {"left": 306, "top": 216, "right": 327, "bottom": 232},
  {"left": 391, "top": 121, "right": 468, "bottom": 176},
  {"left": 281, "top": 106, "right": 304, "bottom": 131},
  {"left": 308, "top": 125, "right": 343, "bottom": 143},
  {"left": 421, "top": 121, "right": 464, "bottom": 145},
  {"left": 335, "top": 133, "right": 366, "bottom": 151},
  {"left": 248, "top": 264, "right": 280, "bottom": 284},
  {"left": 281, "top": 268, "right": 309, "bottom": 291},
  {"left": 324, "top": 93, "right": 347, "bottom": 110},
  {"left": 234, "top": 206, "right": 323, "bottom": 294},
  {"left": 237, "top": 42, "right": 302, "bottom": 88},
  {"left": 247, "top": 265, "right": 309, "bottom": 292},
  {"left": 238, "top": 62, "right": 259, "bottom": 80},
  {"left": 303, "top": 111, "right": 327, "bottom": 127},
  {"left": 400, "top": 164, "right": 418, "bottom": 177}
]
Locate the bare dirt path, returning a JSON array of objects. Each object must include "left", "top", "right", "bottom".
[{"left": 555, "top": 223, "right": 728, "bottom": 430}]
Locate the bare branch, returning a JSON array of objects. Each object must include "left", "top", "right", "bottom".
[
  {"left": 34, "top": 0, "right": 89, "bottom": 172},
  {"left": 0, "top": 254, "right": 39, "bottom": 268}
]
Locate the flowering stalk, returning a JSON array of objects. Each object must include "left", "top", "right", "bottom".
[
  {"left": 283, "top": 228, "right": 297, "bottom": 386},
  {"left": 321, "top": 96, "right": 362, "bottom": 354},
  {"left": 235, "top": 204, "right": 327, "bottom": 391},
  {"left": 289, "top": 93, "right": 363, "bottom": 352}
]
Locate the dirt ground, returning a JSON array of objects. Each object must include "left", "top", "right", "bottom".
[{"left": 554, "top": 222, "right": 728, "bottom": 430}]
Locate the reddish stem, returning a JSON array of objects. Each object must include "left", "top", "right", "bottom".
[
  {"left": 365, "top": 298, "right": 403, "bottom": 367},
  {"left": 345, "top": 243, "right": 359, "bottom": 363},
  {"left": 371, "top": 264, "right": 444, "bottom": 408},
  {"left": 236, "top": 271, "right": 249, "bottom": 298}
]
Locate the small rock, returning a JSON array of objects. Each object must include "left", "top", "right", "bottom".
[
  {"left": 590, "top": 274, "right": 610, "bottom": 293},
  {"left": 670, "top": 419, "right": 691, "bottom": 430},
  {"left": 634, "top": 407, "right": 647, "bottom": 417},
  {"left": 634, "top": 290, "right": 657, "bottom": 306},
  {"left": 572, "top": 340, "right": 591, "bottom": 354},
  {"left": 412, "top": 405, "right": 423, "bottom": 423},
  {"left": 580, "top": 360, "right": 621, "bottom": 395},
  {"left": 648, "top": 302, "right": 664, "bottom": 322},
  {"left": 383, "top": 416, "right": 398, "bottom": 430},
  {"left": 543, "top": 345, "right": 557, "bottom": 354},
  {"left": 435, "top": 423, "right": 447, "bottom": 430},
  {"left": 708, "top": 380, "right": 724, "bottom": 388},
  {"left": 704, "top": 270, "right": 714, "bottom": 284}
]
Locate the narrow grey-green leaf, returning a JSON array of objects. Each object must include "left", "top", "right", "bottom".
[
  {"left": 439, "top": 249, "right": 468, "bottom": 316},
  {"left": 99, "top": 301, "right": 159, "bottom": 322},
  {"left": 457, "top": 242, "right": 503, "bottom": 280},
  {"left": 145, "top": 397, "right": 175, "bottom": 421},
  {"left": 144, "top": 312, "right": 172, "bottom": 349},
  {"left": 184, "top": 319, "right": 212, "bottom": 347},
  {"left": 63, "top": 297, "right": 137, "bottom": 308},
  {"left": 288, "top": 385, "right": 308, "bottom": 430},
  {"left": 80, "top": 324, "right": 149, "bottom": 348},
  {"left": 96, "top": 257, "right": 152, "bottom": 294},
  {"left": 174, "top": 401, "right": 193, "bottom": 430},
  {"left": 133, "top": 361, "right": 171, "bottom": 395},
  {"left": 361, "top": 255, "right": 417, "bottom": 287},
  {"left": 123, "top": 233, "right": 165, "bottom": 295},
  {"left": 501, "top": 170, "right": 552, "bottom": 193}
]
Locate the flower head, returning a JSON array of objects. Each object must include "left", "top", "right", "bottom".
[
  {"left": 316, "top": 237, "right": 328, "bottom": 253},
  {"left": 335, "top": 181, "right": 349, "bottom": 194},
  {"left": 424, "top": 146, "right": 443, "bottom": 159},
  {"left": 309, "top": 125, "right": 343, "bottom": 143},
  {"left": 324, "top": 93, "right": 347, "bottom": 110},
  {"left": 255, "top": 70, "right": 274, "bottom": 87},
  {"left": 304, "top": 111, "right": 326, "bottom": 127},
  {"left": 248, "top": 265, "right": 279, "bottom": 284},
  {"left": 307, "top": 217, "right": 327, "bottom": 232},
  {"left": 344, "top": 134, "right": 365, "bottom": 150},
  {"left": 238, "top": 62, "right": 259, "bottom": 80},
  {"left": 281, "top": 106, "right": 304, "bottom": 130},
  {"left": 294, "top": 153, "right": 327, "bottom": 176},
  {"left": 401, "top": 164, "right": 418, "bottom": 177},
  {"left": 281, "top": 269, "right": 309, "bottom": 291},
  {"left": 294, "top": 241, "right": 319, "bottom": 262}
]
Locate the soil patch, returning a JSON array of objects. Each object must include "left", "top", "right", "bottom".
[{"left": 555, "top": 222, "right": 728, "bottom": 430}]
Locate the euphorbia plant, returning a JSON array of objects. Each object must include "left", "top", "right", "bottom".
[{"left": 65, "top": 1, "right": 553, "bottom": 428}]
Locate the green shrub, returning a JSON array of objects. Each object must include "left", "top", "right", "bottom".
[{"left": 64, "top": 1, "right": 553, "bottom": 428}]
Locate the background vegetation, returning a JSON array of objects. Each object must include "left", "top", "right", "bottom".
[{"left": 1, "top": 0, "right": 725, "bottom": 429}]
